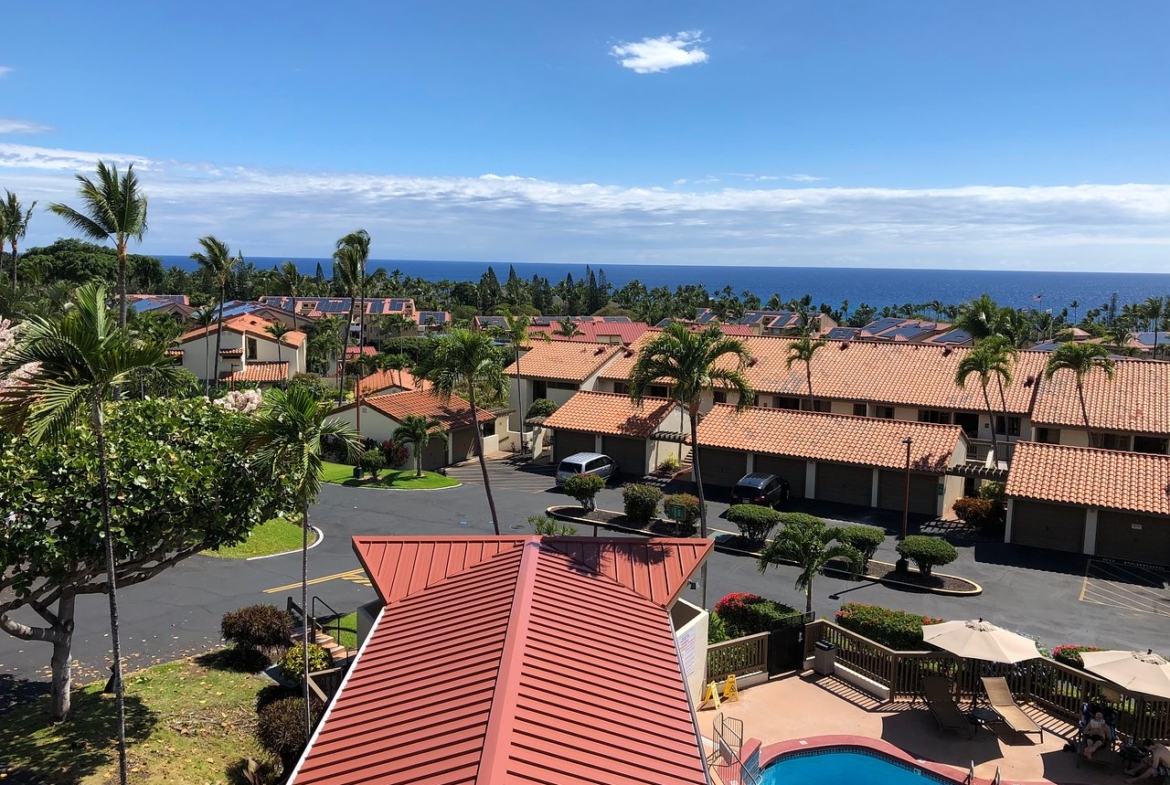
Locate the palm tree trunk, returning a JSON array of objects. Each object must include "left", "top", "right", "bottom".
[
  {"left": 117, "top": 242, "right": 128, "bottom": 329},
  {"left": 515, "top": 347, "right": 526, "bottom": 453},
  {"left": 805, "top": 361, "right": 814, "bottom": 411},
  {"left": 301, "top": 498, "right": 312, "bottom": 740},
  {"left": 10, "top": 239, "right": 18, "bottom": 290},
  {"left": 92, "top": 400, "right": 129, "bottom": 785},
  {"left": 805, "top": 583, "right": 813, "bottom": 614},
  {"left": 1077, "top": 379, "right": 1094, "bottom": 448},
  {"left": 689, "top": 406, "right": 709, "bottom": 609},
  {"left": 203, "top": 323, "right": 212, "bottom": 397},
  {"left": 339, "top": 306, "right": 352, "bottom": 406},
  {"left": 468, "top": 386, "right": 501, "bottom": 535},
  {"left": 214, "top": 288, "right": 226, "bottom": 390},
  {"left": 982, "top": 382, "right": 1000, "bottom": 465}
]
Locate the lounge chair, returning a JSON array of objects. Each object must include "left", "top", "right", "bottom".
[
  {"left": 981, "top": 676, "right": 1043, "bottom": 742},
  {"left": 922, "top": 676, "right": 974, "bottom": 739}
]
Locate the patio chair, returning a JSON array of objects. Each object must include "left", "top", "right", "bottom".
[
  {"left": 922, "top": 676, "right": 975, "bottom": 739},
  {"left": 1075, "top": 701, "right": 1119, "bottom": 770},
  {"left": 980, "top": 676, "right": 1043, "bottom": 742}
]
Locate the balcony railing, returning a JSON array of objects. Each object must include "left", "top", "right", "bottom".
[{"left": 968, "top": 439, "right": 1017, "bottom": 465}]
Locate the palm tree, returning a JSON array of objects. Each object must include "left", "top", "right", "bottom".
[
  {"left": 1070, "top": 300, "right": 1080, "bottom": 326},
  {"left": 954, "top": 294, "right": 1001, "bottom": 343},
  {"left": 240, "top": 387, "right": 359, "bottom": 739},
  {"left": 47, "top": 162, "right": 148, "bottom": 327},
  {"left": 0, "top": 191, "right": 37, "bottom": 290},
  {"left": 628, "top": 322, "right": 754, "bottom": 608},
  {"left": 191, "top": 237, "right": 241, "bottom": 389},
  {"left": 192, "top": 305, "right": 218, "bottom": 395},
  {"left": 393, "top": 414, "right": 449, "bottom": 477},
  {"left": 757, "top": 514, "right": 862, "bottom": 613},
  {"left": 954, "top": 339, "right": 1014, "bottom": 465},
  {"left": 786, "top": 334, "right": 827, "bottom": 411},
  {"left": 0, "top": 283, "right": 181, "bottom": 785},
  {"left": 1143, "top": 297, "right": 1165, "bottom": 358},
  {"left": 265, "top": 321, "right": 292, "bottom": 381},
  {"left": 413, "top": 329, "right": 507, "bottom": 534},
  {"left": 500, "top": 311, "right": 532, "bottom": 452},
  {"left": 552, "top": 317, "right": 583, "bottom": 338},
  {"left": 276, "top": 261, "right": 304, "bottom": 332},
  {"left": 1045, "top": 342, "right": 1116, "bottom": 448},
  {"left": 332, "top": 237, "right": 367, "bottom": 405}
]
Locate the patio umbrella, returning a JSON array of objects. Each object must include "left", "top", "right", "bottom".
[
  {"left": 1081, "top": 649, "right": 1170, "bottom": 700},
  {"left": 922, "top": 618, "right": 1039, "bottom": 664}
]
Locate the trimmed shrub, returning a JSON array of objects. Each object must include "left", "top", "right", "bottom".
[
  {"left": 708, "top": 612, "right": 730, "bottom": 644},
  {"left": 279, "top": 642, "right": 332, "bottom": 683},
  {"left": 562, "top": 473, "right": 606, "bottom": 511},
  {"left": 359, "top": 450, "right": 386, "bottom": 479},
  {"left": 221, "top": 604, "right": 294, "bottom": 661},
  {"left": 953, "top": 497, "right": 996, "bottom": 528},
  {"left": 526, "top": 398, "right": 558, "bottom": 418},
  {"left": 657, "top": 454, "right": 681, "bottom": 473},
  {"left": 380, "top": 440, "right": 409, "bottom": 469},
  {"left": 1052, "top": 644, "right": 1103, "bottom": 669},
  {"left": 623, "top": 484, "right": 663, "bottom": 525},
  {"left": 895, "top": 535, "right": 958, "bottom": 577},
  {"left": 837, "top": 525, "right": 886, "bottom": 573},
  {"left": 528, "top": 515, "right": 578, "bottom": 536},
  {"left": 835, "top": 603, "right": 946, "bottom": 650},
  {"left": 255, "top": 695, "right": 324, "bottom": 773},
  {"left": 978, "top": 481, "right": 1006, "bottom": 504},
  {"left": 662, "top": 492, "right": 703, "bottom": 533},
  {"left": 288, "top": 372, "right": 331, "bottom": 401},
  {"left": 714, "top": 592, "right": 799, "bottom": 638},
  {"left": 726, "top": 504, "right": 782, "bottom": 542},
  {"left": 777, "top": 512, "right": 824, "bottom": 529}
]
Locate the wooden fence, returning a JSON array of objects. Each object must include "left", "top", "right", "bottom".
[{"left": 706, "top": 632, "right": 769, "bottom": 683}]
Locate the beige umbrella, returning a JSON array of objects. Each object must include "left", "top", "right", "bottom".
[
  {"left": 1081, "top": 649, "right": 1170, "bottom": 700},
  {"left": 922, "top": 618, "right": 1039, "bottom": 664}
]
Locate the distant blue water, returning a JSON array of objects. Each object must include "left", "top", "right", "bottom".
[
  {"left": 158, "top": 255, "right": 1170, "bottom": 312},
  {"left": 761, "top": 750, "right": 952, "bottom": 785}
]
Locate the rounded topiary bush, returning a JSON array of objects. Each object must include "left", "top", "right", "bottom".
[
  {"left": 221, "top": 604, "right": 294, "bottom": 662},
  {"left": 837, "top": 525, "right": 886, "bottom": 573},
  {"left": 726, "top": 504, "right": 782, "bottom": 543},
  {"left": 662, "top": 493, "right": 703, "bottom": 534},
  {"left": 279, "top": 642, "right": 333, "bottom": 683},
  {"left": 623, "top": 483, "right": 663, "bottom": 525},
  {"left": 360, "top": 450, "right": 386, "bottom": 479},
  {"left": 562, "top": 472, "right": 606, "bottom": 511},
  {"left": 526, "top": 398, "right": 558, "bottom": 418},
  {"left": 895, "top": 535, "right": 958, "bottom": 577},
  {"left": 255, "top": 695, "right": 324, "bottom": 772}
]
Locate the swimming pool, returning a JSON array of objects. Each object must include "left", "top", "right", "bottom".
[{"left": 761, "top": 748, "right": 957, "bottom": 785}]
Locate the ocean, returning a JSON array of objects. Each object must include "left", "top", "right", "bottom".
[{"left": 157, "top": 255, "right": 1170, "bottom": 312}]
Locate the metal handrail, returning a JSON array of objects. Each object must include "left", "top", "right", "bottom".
[{"left": 311, "top": 595, "right": 350, "bottom": 659}]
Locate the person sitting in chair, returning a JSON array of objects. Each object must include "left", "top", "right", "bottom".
[
  {"left": 1082, "top": 711, "right": 1110, "bottom": 761},
  {"left": 1127, "top": 742, "right": 1170, "bottom": 783}
]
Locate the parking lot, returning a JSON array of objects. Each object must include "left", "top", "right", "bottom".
[{"left": 1080, "top": 559, "right": 1170, "bottom": 618}]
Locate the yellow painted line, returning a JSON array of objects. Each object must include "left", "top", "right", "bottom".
[
  {"left": 1078, "top": 559, "right": 1092, "bottom": 602},
  {"left": 264, "top": 568, "right": 365, "bottom": 594},
  {"left": 1080, "top": 596, "right": 1170, "bottom": 618}
]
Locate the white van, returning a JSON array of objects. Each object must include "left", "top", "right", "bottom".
[{"left": 555, "top": 452, "right": 618, "bottom": 487}]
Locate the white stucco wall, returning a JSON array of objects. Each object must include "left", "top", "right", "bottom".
[{"left": 670, "top": 599, "right": 709, "bottom": 705}]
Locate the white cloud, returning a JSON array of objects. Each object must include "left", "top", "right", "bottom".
[
  {"left": 0, "top": 67, "right": 11, "bottom": 78},
  {"left": 2, "top": 142, "right": 1169, "bottom": 270},
  {"left": 786, "top": 173, "right": 826, "bottom": 182},
  {"left": 0, "top": 119, "right": 51, "bottom": 135},
  {"left": 610, "top": 31, "right": 708, "bottom": 74}
]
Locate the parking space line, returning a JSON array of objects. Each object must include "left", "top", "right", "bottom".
[
  {"left": 1079, "top": 559, "right": 1170, "bottom": 618},
  {"left": 1078, "top": 560, "right": 1091, "bottom": 602}
]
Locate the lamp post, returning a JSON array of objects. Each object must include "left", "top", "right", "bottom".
[{"left": 901, "top": 437, "right": 913, "bottom": 540}]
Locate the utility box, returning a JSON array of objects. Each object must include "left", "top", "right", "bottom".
[{"left": 813, "top": 640, "right": 837, "bottom": 676}]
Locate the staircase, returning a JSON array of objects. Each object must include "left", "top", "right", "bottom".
[{"left": 290, "top": 624, "right": 349, "bottom": 664}]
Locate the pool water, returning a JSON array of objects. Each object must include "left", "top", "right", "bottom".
[{"left": 762, "top": 749, "right": 955, "bottom": 785}]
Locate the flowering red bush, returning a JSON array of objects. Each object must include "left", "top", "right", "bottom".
[
  {"left": 713, "top": 592, "right": 797, "bottom": 638},
  {"left": 380, "top": 440, "right": 409, "bottom": 469},
  {"left": 835, "top": 603, "right": 946, "bottom": 650},
  {"left": 1052, "top": 644, "right": 1102, "bottom": 669},
  {"left": 715, "top": 592, "right": 762, "bottom": 615}
]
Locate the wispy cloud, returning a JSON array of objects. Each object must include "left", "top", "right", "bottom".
[
  {"left": 0, "top": 119, "right": 51, "bottom": 135},
  {"left": 610, "top": 31, "right": 708, "bottom": 74},
  {"left": 0, "top": 67, "right": 11, "bottom": 78},
  {"left": 1, "top": 142, "right": 1168, "bottom": 271},
  {"left": 785, "top": 173, "right": 826, "bottom": 182}
]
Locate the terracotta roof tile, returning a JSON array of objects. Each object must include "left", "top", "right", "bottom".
[
  {"left": 354, "top": 367, "right": 431, "bottom": 397},
  {"left": 178, "top": 314, "right": 307, "bottom": 348},
  {"left": 505, "top": 341, "right": 622, "bottom": 383},
  {"left": 542, "top": 391, "right": 678, "bottom": 437},
  {"left": 527, "top": 322, "right": 650, "bottom": 345},
  {"left": 1006, "top": 441, "right": 1170, "bottom": 515},
  {"left": 1031, "top": 357, "right": 1170, "bottom": 434},
  {"left": 362, "top": 389, "right": 495, "bottom": 429},
  {"left": 695, "top": 404, "right": 964, "bottom": 472},
  {"left": 223, "top": 362, "right": 288, "bottom": 383}
]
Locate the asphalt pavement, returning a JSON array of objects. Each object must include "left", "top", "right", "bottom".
[{"left": 3, "top": 458, "right": 1168, "bottom": 710}]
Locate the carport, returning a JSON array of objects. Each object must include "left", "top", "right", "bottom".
[
  {"left": 816, "top": 463, "right": 872, "bottom": 507},
  {"left": 543, "top": 391, "right": 688, "bottom": 477}
]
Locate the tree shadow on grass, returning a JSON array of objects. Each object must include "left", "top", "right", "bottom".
[
  {"left": 0, "top": 688, "right": 156, "bottom": 785},
  {"left": 0, "top": 674, "right": 50, "bottom": 717},
  {"left": 195, "top": 647, "right": 273, "bottom": 675}
]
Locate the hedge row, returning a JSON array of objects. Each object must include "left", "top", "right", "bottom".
[
  {"left": 834, "top": 602, "right": 946, "bottom": 650},
  {"left": 714, "top": 592, "right": 799, "bottom": 639}
]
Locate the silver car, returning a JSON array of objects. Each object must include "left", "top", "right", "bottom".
[{"left": 555, "top": 452, "right": 618, "bottom": 487}]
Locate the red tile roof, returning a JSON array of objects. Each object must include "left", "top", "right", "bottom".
[
  {"left": 527, "top": 321, "right": 650, "bottom": 345},
  {"left": 290, "top": 536, "right": 711, "bottom": 785},
  {"left": 1031, "top": 357, "right": 1170, "bottom": 434},
  {"left": 543, "top": 391, "right": 679, "bottom": 438},
  {"left": 354, "top": 367, "right": 431, "bottom": 398},
  {"left": 179, "top": 314, "right": 307, "bottom": 348},
  {"left": 223, "top": 362, "right": 288, "bottom": 384},
  {"left": 695, "top": 404, "right": 964, "bottom": 472},
  {"left": 505, "top": 341, "right": 622, "bottom": 383},
  {"left": 362, "top": 389, "right": 495, "bottom": 429},
  {"left": 1005, "top": 441, "right": 1170, "bottom": 516},
  {"left": 343, "top": 346, "right": 377, "bottom": 358}
]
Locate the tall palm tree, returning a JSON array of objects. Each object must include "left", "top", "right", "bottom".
[
  {"left": 265, "top": 321, "right": 292, "bottom": 382},
  {"left": 393, "top": 414, "right": 449, "bottom": 477},
  {"left": 0, "top": 191, "right": 37, "bottom": 290},
  {"left": 192, "top": 304, "right": 218, "bottom": 395},
  {"left": 276, "top": 261, "right": 304, "bottom": 333},
  {"left": 413, "top": 329, "right": 507, "bottom": 534},
  {"left": 1070, "top": 300, "right": 1080, "bottom": 326},
  {"left": 954, "top": 294, "right": 1001, "bottom": 343},
  {"left": 1044, "top": 342, "right": 1116, "bottom": 448},
  {"left": 191, "top": 236, "right": 241, "bottom": 389},
  {"left": 332, "top": 239, "right": 366, "bottom": 405},
  {"left": 0, "top": 283, "right": 181, "bottom": 785},
  {"left": 1143, "top": 297, "right": 1165, "bottom": 358},
  {"left": 240, "top": 387, "right": 359, "bottom": 739},
  {"left": 786, "top": 334, "right": 827, "bottom": 411},
  {"left": 955, "top": 339, "right": 1014, "bottom": 465},
  {"left": 758, "top": 514, "right": 862, "bottom": 613},
  {"left": 552, "top": 317, "right": 583, "bottom": 338},
  {"left": 48, "top": 162, "right": 148, "bottom": 327},
  {"left": 628, "top": 322, "right": 754, "bottom": 608},
  {"left": 501, "top": 311, "right": 532, "bottom": 452}
]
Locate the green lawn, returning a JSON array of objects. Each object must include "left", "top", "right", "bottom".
[
  {"left": 321, "top": 611, "right": 359, "bottom": 650},
  {"left": 322, "top": 461, "right": 459, "bottom": 490},
  {"left": 0, "top": 655, "right": 276, "bottom": 785},
  {"left": 206, "top": 517, "right": 317, "bottom": 559}
]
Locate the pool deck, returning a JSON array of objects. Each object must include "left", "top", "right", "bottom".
[{"left": 696, "top": 673, "right": 1122, "bottom": 785}]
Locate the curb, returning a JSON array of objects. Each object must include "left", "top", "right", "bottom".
[
  {"left": 245, "top": 526, "right": 324, "bottom": 561},
  {"left": 327, "top": 478, "right": 462, "bottom": 492},
  {"left": 546, "top": 506, "right": 982, "bottom": 597}
]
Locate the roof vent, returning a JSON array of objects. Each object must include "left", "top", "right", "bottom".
[
  {"left": 839, "top": 341, "right": 849, "bottom": 350},
  {"left": 942, "top": 347, "right": 953, "bottom": 357},
  {"left": 747, "top": 357, "right": 758, "bottom": 367},
  {"left": 1024, "top": 375, "right": 1036, "bottom": 387},
  {"left": 624, "top": 349, "right": 636, "bottom": 358},
  {"left": 594, "top": 346, "right": 607, "bottom": 355}
]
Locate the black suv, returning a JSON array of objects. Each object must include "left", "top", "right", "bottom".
[{"left": 730, "top": 473, "right": 791, "bottom": 508}]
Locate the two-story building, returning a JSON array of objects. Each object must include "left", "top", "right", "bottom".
[{"left": 177, "top": 315, "right": 307, "bottom": 384}]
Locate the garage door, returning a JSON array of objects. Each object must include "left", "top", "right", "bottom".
[
  {"left": 1011, "top": 500, "right": 1084, "bottom": 553},
  {"left": 753, "top": 455, "right": 807, "bottom": 498},
  {"left": 554, "top": 430, "right": 596, "bottom": 462},
  {"left": 451, "top": 427, "right": 477, "bottom": 463},
  {"left": 814, "top": 463, "right": 872, "bottom": 507},
  {"left": 697, "top": 447, "right": 748, "bottom": 489},
  {"left": 1096, "top": 511, "right": 1170, "bottom": 567},
  {"left": 876, "top": 470, "right": 939, "bottom": 516},
  {"left": 602, "top": 435, "right": 646, "bottom": 479},
  {"left": 421, "top": 438, "right": 447, "bottom": 471}
]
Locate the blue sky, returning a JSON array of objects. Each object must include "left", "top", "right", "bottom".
[{"left": 1, "top": 1, "right": 1168, "bottom": 270}]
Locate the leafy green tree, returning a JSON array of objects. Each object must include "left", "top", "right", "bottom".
[
  {"left": 758, "top": 514, "right": 862, "bottom": 613},
  {"left": 1044, "top": 342, "right": 1116, "bottom": 447},
  {"left": 629, "top": 322, "right": 754, "bottom": 607},
  {"left": 47, "top": 162, "right": 148, "bottom": 327},
  {"left": 240, "top": 387, "right": 359, "bottom": 738},
  {"left": 393, "top": 414, "right": 449, "bottom": 477},
  {"left": 265, "top": 321, "right": 293, "bottom": 371},
  {"left": 0, "top": 190, "right": 36, "bottom": 289},
  {"left": 786, "top": 333, "right": 827, "bottom": 411},
  {"left": 894, "top": 535, "right": 958, "bottom": 577},
  {"left": 191, "top": 236, "right": 241, "bottom": 388},
  {"left": 955, "top": 338, "right": 1014, "bottom": 464},
  {"left": 413, "top": 329, "right": 506, "bottom": 534},
  {"left": 562, "top": 472, "right": 606, "bottom": 512},
  {"left": 0, "top": 284, "right": 183, "bottom": 784}
]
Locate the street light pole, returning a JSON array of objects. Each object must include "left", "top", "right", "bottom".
[{"left": 901, "top": 437, "right": 913, "bottom": 540}]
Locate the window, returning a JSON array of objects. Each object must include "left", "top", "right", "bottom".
[
  {"left": 853, "top": 403, "right": 868, "bottom": 417},
  {"left": 1036, "top": 428, "right": 1061, "bottom": 445},
  {"left": 649, "top": 385, "right": 668, "bottom": 398},
  {"left": 994, "top": 416, "right": 1021, "bottom": 437},
  {"left": 713, "top": 390, "right": 727, "bottom": 404},
  {"left": 481, "top": 422, "right": 495, "bottom": 438},
  {"left": 918, "top": 410, "right": 952, "bottom": 425},
  {"left": 875, "top": 406, "right": 895, "bottom": 419},
  {"left": 776, "top": 397, "right": 801, "bottom": 410},
  {"left": 1133, "top": 435, "right": 1169, "bottom": 455},
  {"left": 612, "top": 381, "right": 629, "bottom": 395},
  {"left": 1099, "top": 433, "right": 1131, "bottom": 451},
  {"left": 803, "top": 399, "right": 830, "bottom": 412},
  {"left": 548, "top": 381, "right": 578, "bottom": 391},
  {"left": 246, "top": 337, "right": 258, "bottom": 360},
  {"left": 532, "top": 380, "right": 547, "bottom": 399}
]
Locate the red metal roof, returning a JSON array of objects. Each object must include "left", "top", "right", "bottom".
[{"left": 291, "top": 536, "right": 712, "bottom": 785}]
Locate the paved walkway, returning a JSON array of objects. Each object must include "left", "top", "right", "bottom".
[{"left": 697, "top": 674, "right": 1117, "bottom": 785}]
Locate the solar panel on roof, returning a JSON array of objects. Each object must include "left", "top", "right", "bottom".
[
  {"left": 600, "top": 316, "right": 631, "bottom": 322},
  {"left": 827, "top": 327, "right": 858, "bottom": 340}
]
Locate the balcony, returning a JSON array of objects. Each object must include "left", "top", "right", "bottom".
[{"left": 968, "top": 439, "right": 1016, "bottom": 466}]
